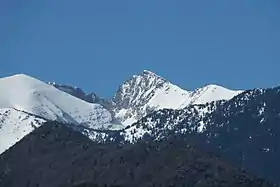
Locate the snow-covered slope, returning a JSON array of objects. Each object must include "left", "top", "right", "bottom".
[
  {"left": 111, "top": 70, "right": 243, "bottom": 126},
  {"left": 0, "top": 108, "right": 46, "bottom": 153},
  {"left": 180, "top": 84, "right": 244, "bottom": 106},
  {"left": 0, "top": 74, "right": 112, "bottom": 128},
  {"left": 0, "top": 74, "right": 113, "bottom": 154}
]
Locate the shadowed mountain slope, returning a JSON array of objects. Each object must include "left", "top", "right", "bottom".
[{"left": 0, "top": 121, "right": 276, "bottom": 187}]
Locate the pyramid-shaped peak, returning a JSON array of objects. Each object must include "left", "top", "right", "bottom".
[
  {"left": 126, "top": 70, "right": 167, "bottom": 85},
  {"left": 143, "top": 69, "right": 160, "bottom": 76},
  {"left": 120, "top": 70, "right": 166, "bottom": 90},
  {"left": 140, "top": 69, "right": 166, "bottom": 80},
  {"left": 143, "top": 69, "right": 156, "bottom": 74}
]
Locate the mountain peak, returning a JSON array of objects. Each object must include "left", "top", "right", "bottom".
[
  {"left": 143, "top": 69, "right": 153, "bottom": 73},
  {"left": 142, "top": 69, "right": 158, "bottom": 76},
  {"left": 141, "top": 70, "right": 165, "bottom": 80},
  {"left": 202, "top": 84, "right": 241, "bottom": 91},
  {"left": 114, "top": 70, "right": 168, "bottom": 99},
  {"left": 113, "top": 70, "right": 168, "bottom": 104},
  {"left": 204, "top": 84, "right": 222, "bottom": 88},
  {"left": 3, "top": 73, "right": 37, "bottom": 81}
]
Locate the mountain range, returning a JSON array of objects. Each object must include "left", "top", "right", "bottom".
[
  {"left": 0, "top": 70, "right": 279, "bottom": 186},
  {"left": 0, "top": 70, "right": 241, "bottom": 154}
]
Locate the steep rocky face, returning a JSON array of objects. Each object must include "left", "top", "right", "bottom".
[
  {"left": 111, "top": 70, "right": 183, "bottom": 125},
  {"left": 112, "top": 70, "right": 167, "bottom": 109},
  {"left": 0, "top": 122, "right": 275, "bottom": 187}
]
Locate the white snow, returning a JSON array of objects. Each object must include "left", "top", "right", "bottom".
[
  {"left": 142, "top": 76, "right": 243, "bottom": 112},
  {"left": 0, "top": 108, "right": 45, "bottom": 154},
  {"left": 122, "top": 117, "right": 138, "bottom": 127},
  {"left": 188, "top": 84, "right": 243, "bottom": 105},
  {"left": 147, "top": 83, "right": 190, "bottom": 109},
  {"left": 197, "top": 121, "right": 205, "bottom": 132},
  {"left": 146, "top": 83, "right": 242, "bottom": 112}
]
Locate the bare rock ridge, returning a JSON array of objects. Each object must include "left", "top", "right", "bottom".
[{"left": 48, "top": 82, "right": 106, "bottom": 104}]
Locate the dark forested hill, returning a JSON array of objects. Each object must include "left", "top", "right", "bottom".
[{"left": 0, "top": 122, "right": 276, "bottom": 187}]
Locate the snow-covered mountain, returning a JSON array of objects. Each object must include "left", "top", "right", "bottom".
[
  {"left": 111, "top": 70, "right": 243, "bottom": 126},
  {"left": 0, "top": 74, "right": 113, "bottom": 153}
]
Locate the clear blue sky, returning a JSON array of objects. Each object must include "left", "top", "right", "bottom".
[{"left": 1, "top": 0, "right": 279, "bottom": 97}]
